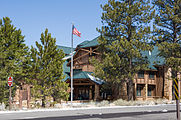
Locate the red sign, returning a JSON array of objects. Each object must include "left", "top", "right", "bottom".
[{"left": 8, "top": 77, "right": 13, "bottom": 87}]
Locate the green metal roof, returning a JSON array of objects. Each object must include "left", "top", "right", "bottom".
[
  {"left": 66, "top": 70, "right": 104, "bottom": 85},
  {"left": 63, "top": 60, "right": 70, "bottom": 73},
  {"left": 77, "top": 37, "right": 165, "bottom": 70},
  {"left": 62, "top": 73, "right": 70, "bottom": 81},
  {"left": 141, "top": 46, "right": 165, "bottom": 70},
  {"left": 77, "top": 40, "right": 90, "bottom": 46},
  {"left": 57, "top": 45, "right": 74, "bottom": 81},
  {"left": 77, "top": 37, "right": 99, "bottom": 48},
  {"left": 62, "top": 60, "right": 70, "bottom": 81},
  {"left": 57, "top": 46, "right": 75, "bottom": 55},
  {"left": 73, "top": 70, "right": 92, "bottom": 79},
  {"left": 61, "top": 37, "right": 166, "bottom": 82}
]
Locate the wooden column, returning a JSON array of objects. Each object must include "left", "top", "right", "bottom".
[
  {"left": 27, "top": 85, "right": 30, "bottom": 108},
  {"left": 90, "top": 47, "right": 92, "bottom": 56},
  {"left": 145, "top": 84, "right": 148, "bottom": 100},
  {"left": 142, "top": 84, "right": 147, "bottom": 100},
  {"left": 145, "top": 72, "right": 148, "bottom": 100},
  {"left": 134, "top": 83, "right": 137, "bottom": 100},
  {"left": 94, "top": 84, "right": 99, "bottom": 101},
  {"left": 89, "top": 86, "right": 92, "bottom": 100},
  {"left": 19, "top": 90, "right": 22, "bottom": 109}
]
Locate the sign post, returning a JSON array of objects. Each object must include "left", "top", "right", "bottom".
[
  {"left": 9, "top": 86, "right": 12, "bottom": 111},
  {"left": 174, "top": 78, "right": 180, "bottom": 120},
  {"left": 8, "top": 77, "right": 13, "bottom": 111}
]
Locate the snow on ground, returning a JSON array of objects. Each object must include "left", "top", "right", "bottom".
[
  {"left": 0, "top": 103, "right": 177, "bottom": 114},
  {"left": 0, "top": 99, "right": 176, "bottom": 114}
]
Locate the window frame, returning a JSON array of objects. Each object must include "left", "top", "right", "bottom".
[
  {"left": 136, "top": 85, "right": 142, "bottom": 96},
  {"left": 147, "top": 85, "right": 155, "bottom": 97},
  {"left": 148, "top": 86, "right": 152, "bottom": 96},
  {"left": 149, "top": 71, "right": 155, "bottom": 79},
  {"left": 138, "top": 71, "right": 144, "bottom": 79}
]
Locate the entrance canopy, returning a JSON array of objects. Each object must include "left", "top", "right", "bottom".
[{"left": 66, "top": 70, "right": 104, "bottom": 85}]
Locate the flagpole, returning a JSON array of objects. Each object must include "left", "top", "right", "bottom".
[{"left": 71, "top": 23, "right": 74, "bottom": 106}]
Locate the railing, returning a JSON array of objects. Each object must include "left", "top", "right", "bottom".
[
  {"left": 134, "top": 78, "right": 146, "bottom": 84},
  {"left": 148, "top": 79, "right": 156, "bottom": 84},
  {"left": 134, "top": 78, "right": 156, "bottom": 84}
]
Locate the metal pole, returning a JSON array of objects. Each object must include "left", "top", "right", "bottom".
[
  {"left": 174, "top": 78, "right": 180, "bottom": 120},
  {"left": 176, "top": 100, "right": 180, "bottom": 120},
  {"left": 9, "top": 86, "right": 12, "bottom": 111},
  {"left": 71, "top": 24, "right": 74, "bottom": 106}
]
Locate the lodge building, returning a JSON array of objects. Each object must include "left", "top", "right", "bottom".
[
  {"left": 59, "top": 37, "right": 180, "bottom": 101},
  {"left": 14, "top": 37, "right": 180, "bottom": 108}
]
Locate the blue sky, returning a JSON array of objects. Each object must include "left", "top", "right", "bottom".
[{"left": 0, "top": 0, "right": 106, "bottom": 48}]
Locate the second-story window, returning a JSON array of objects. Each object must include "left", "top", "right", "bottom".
[
  {"left": 138, "top": 71, "right": 144, "bottom": 79},
  {"left": 149, "top": 71, "right": 155, "bottom": 79}
]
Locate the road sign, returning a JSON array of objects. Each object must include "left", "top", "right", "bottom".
[
  {"left": 8, "top": 77, "right": 13, "bottom": 111},
  {"left": 8, "top": 77, "right": 13, "bottom": 87},
  {"left": 174, "top": 79, "right": 179, "bottom": 100},
  {"left": 174, "top": 78, "right": 180, "bottom": 120}
]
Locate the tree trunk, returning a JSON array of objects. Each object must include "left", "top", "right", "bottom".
[
  {"left": 53, "top": 96, "right": 56, "bottom": 102},
  {"left": 112, "top": 83, "right": 121, "bottom": 100},
  {"left": 127, "top": 78, "right": 133, "bottom": 101},
  {"left": 128, "top": 58, "right": 133, "bottom": 101},
  {"left": 42, "top": 96, "right": 46, "bottom": 108},
  {"left": 41, "top": 83, "right": 45, "bottom": 108}
]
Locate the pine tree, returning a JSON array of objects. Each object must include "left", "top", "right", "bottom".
[
  {"left": 92, "top": 0, "right": 154, "bottom": 100},
  {"left": 0, "top": 17, "right": 29, "bottom": 105},
  {"left": 153, "top": 0, "right": 181, "bottom": 79},
  {"left": 30, "top": 29, "right": 69, "bottom": 107}
]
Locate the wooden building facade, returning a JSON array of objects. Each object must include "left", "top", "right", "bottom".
[
  {"left": 13, "top": 37, "right": 180, "bottom": 108},
  {"left": 61, "top": 37, "right": 181, "bottom": 101}
]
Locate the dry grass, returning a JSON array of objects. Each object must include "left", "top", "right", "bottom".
[
  {"left": 0, "top": 98, "right": 175, "bottom": 110},
  {"left": 112, "top": 98, "right": 174, "bottom": 106},
  {"left": 96, "top": 100, "right": 110, "bottom": 107}
]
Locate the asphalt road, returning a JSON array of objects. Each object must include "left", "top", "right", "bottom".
[{"left": 0, "top": 104, "right": 180, "bottom": 120}]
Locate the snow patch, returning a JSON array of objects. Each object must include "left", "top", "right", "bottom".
[
  {"left": 162, "top": 109, "right": 168, "bottom": 112},
  {"left": 0, "top": 104, "right": 174, "bottom": 114}
]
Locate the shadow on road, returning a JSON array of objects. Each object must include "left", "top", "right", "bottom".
[{"left": 18, "top": 110, "right": 177, "bottom": 120}]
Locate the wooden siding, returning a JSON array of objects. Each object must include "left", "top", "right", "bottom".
[
  {"left": 71, "top": 47, "right": 101, "bottom": 72},
  {"left": 156, "top": 67, "right": 164, "bottom": 97},
  {"left": 134, "top": 71, "right": 157, "bottom": 85},
  {"left": 71, "top": 46, "right": 167, "bottom": 101}
]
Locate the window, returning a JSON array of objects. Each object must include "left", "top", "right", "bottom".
[
  {"left": 149, "top": 71, "right": 155, "bottom": 79},
  {"left": 148, "top": 87, "right": 152, "bottom": 96},
  {"left": 148, "top": 85, "right": 155, "bottom": 96},
  {"left": 137, "top": 85, "right": 142, "bottom": 96},
  {"left": 138, "top": 71, "right": 144, "bottom": 78}
]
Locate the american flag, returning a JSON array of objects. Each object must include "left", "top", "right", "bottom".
[{"left": 73, "top": 25, "right": 81, "bottom": 37}]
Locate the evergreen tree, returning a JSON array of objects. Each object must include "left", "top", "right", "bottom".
[
  {"left": 153, "top": 0, "right": 181, "bottom": 79},
  {"left": 30, "top": 29, "right": 69, "bottom": 107},
  {"left": 0, "top": 17, "right": 29, "bottom": 105},
  {"left": 92, "top": 0, "right": 153, "bottom": 100}
]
